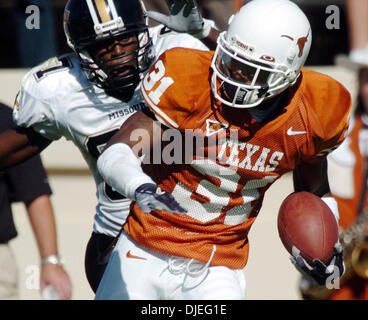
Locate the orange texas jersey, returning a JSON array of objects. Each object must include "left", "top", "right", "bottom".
[
  {"left": 124, "top": 47, "right": 351, "bottom": 269},
  {"left": 333, "top": 116, "right": 366, "bottom": 230}
]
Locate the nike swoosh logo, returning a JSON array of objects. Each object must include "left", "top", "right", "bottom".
[
  {"left": 126, "top": 250, "right": 146, "bottom": 260},
  {"left": 287, "top": 127, "right": 307, "bottom": 136}
]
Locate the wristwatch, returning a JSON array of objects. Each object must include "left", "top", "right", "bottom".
[{"left": 41, "top": 254, "right": 64, "bottom": 266}]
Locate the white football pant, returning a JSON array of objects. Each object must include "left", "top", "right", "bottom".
[{"left": 95, "top": 231, "right": 246, "bottom": 300}]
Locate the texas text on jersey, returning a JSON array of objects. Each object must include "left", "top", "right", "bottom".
[
  {"left": 12, "top": 27, "right": 209, "bottom": 238},
  {"left": 126, "top": 47, "right": 352, "bottom": 269}
]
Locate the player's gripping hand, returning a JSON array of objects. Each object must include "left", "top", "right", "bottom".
[
  {"left": 135, "top": 183, "right": 187, "bottom": 214},
  {"left": 147, "top": 0, "right": 209, "bottom": 37},
  {"left": 291, "top": 242, "right": 345, "bottom": 286}
]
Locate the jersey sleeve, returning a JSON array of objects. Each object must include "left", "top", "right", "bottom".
[
  {"left": 6, "top": 154, "right": 52, "bottom": 204},
  {"left": 140, "top": 48, "right": 212, "bottom": 129},
  {"left": 12, "top": 58, "right": 68, "bottom": 141},
  {"left": 301, "top": 71, "right": 352, "bottom": 162}
]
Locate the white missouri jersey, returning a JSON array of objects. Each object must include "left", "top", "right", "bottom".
[{"left": 13, "top": 25, "right": 209, "bottom": 237}]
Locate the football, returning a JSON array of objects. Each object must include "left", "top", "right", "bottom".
[{"left": 277, "top": 191, "right": 338, "bottom": 264}]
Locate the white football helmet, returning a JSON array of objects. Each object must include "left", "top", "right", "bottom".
[{"left": 211, "top": 0, "right": 312, "bottom": 108}]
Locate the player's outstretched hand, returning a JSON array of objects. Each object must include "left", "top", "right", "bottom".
[
  {"left": 135, "top": 183, "right": 187, "bottom": 214},
  {"left": 290, "top": 242, "right": 345, "bottom": 286},
  {"left": 147, "top": 0, "right": 204, "bottom": 34}
]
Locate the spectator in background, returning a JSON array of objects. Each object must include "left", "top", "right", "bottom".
[
  {"left": 0, "top": 102, "right": 71, "bottom": 299},
  {"left": 345, "top": 0, "right": 368, "bottom": 64},
  {"left": 328, "top": 67, "right": 368, "bottom": 300},
  {"left": 14, "top": 0, "right": 57, "bottom": 67},
  {"left": 300, "top": 67, "right": 368, "bottom": 300}
]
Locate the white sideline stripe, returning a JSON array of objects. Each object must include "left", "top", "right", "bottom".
[{"left": 141, "top": 89, "right": 179, "bottom": 129}]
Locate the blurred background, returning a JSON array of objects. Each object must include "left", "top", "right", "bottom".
[
  {"left": 0, "top": 0, "right": 358, "bottom": 300},
  {"left": 0, "top": 0, "right": 349, "bottom": 68}
]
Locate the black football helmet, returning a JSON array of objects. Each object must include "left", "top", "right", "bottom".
[{"left": 64, "top": 0, "right": 154, "bottom": 100}]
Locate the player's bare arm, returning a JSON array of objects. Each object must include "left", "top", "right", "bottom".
[
  {"left": 293, "top": 158, "right": 330, "bottom": 196},
  {"left": 203, "top": 28, "right": 220, "bottom": 49},
  {"left": 0, "top": 127, "right": 51, "bottom": 170},
  {"left": 103, "top": 110, "right": 160, "bottom": 154}
]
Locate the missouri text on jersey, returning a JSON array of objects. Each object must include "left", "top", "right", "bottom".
[{"left": 108, "top": 102, "right": 148, "bottom": 121}]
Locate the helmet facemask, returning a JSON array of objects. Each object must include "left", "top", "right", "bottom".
[
  {"left": 63, "top": 0, "right": 155, "bottom": 101},
  {"left": 211, "top": 33, "right": 293, "bottom": 109},
  {"left": 78, "top": 28, "right": 154, "bottom": 101}
]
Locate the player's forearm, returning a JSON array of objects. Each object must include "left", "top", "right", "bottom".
[
  {"left": 0, "top": 129, "right": 42, "bottom": 170},
  {"left": 293, "top": 159, "right": 339, "bottom": 221},
  {"left": 193, "top": 19, "right": 220, "bottom": 50},
  {"left": 293, "top": 158, "right": 330, "bottom": 196},
  {"left": 26, "top": 194, "right": 59, "bottom": 259},
  {"left": 98, "top": 111, "right": 162, "bottom": 199},
  {"left": 201, "top": 27, "right": 220, "bottom": 50},
  {"left": 97, "top": 143, "right": 155, "bottom": 199}
]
